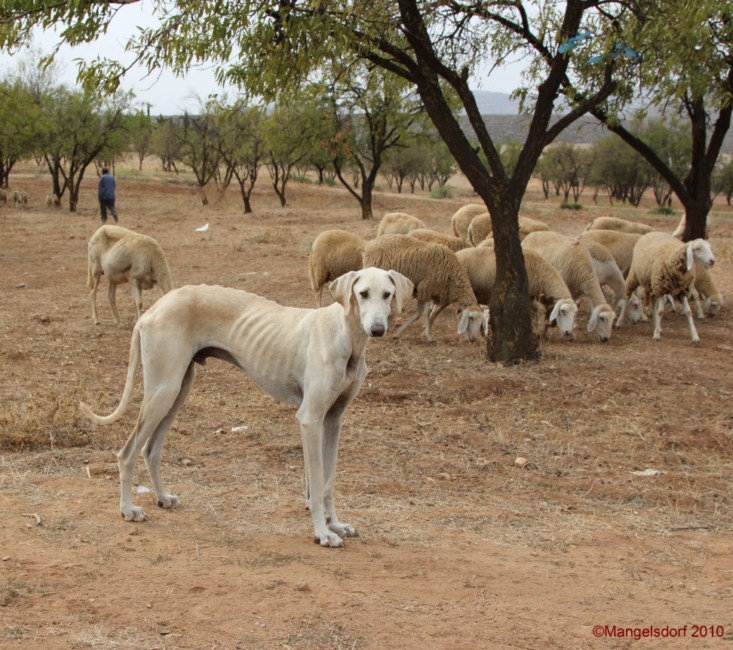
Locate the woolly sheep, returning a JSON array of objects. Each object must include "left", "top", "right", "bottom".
[
  {"left": 87, "top": 225, "right": 174, "bottom": 325},
  {"left": 455, "top": 246, "right": 578, "bottom": 338},
  {"left": 578, "top": 229, "right": 641, "bottom": 276},
  {"left": 362, "top": 234, "right": 484, "bottom": 343},
  {"left": 522, "top": 231, "right": 616, "bottom": 342},
  {"left": 450, "top": 204, "right": 487, "bottom": 240},
  {"left": 308, "top": 229, "right": 367, "bottom": 307},
  {"left": 616, "top": 232, "right": 715, "bottom": 342},
  {"left": 45, "top": 192, "right": 60, "bottom": 207},
  {"left": 376, "top": 212, "right": 426, "bottom": 237},
  {"left": 408, "top": 228, "right": 471, "bottom": 252},
  {"left": 584, "top": 216, "right": 654, "bottom": 235}
]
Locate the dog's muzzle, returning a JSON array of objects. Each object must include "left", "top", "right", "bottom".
[{"left": 369, "top": 323, "right": 386, "bottom": 337}]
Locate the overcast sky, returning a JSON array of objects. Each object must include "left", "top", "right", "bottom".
[{"left": 1, "top": 3, "right": 524, "bottom": 115}]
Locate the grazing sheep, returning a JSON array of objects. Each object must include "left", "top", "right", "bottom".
[
  {"left": 581, "top": 238, "right": 646, "bottom": 324},
  {"left": 87, "top": 225, "right": 174, "bottom": 325},
  {"left": 362, "top": 235, "right": 484, "bottom": 343},
  {"left": 579, "top": 229, "right": 641, "bottom": 276},
  {"left": 308, "top": 229, "right": 367, "bottom": 307},
  {"left": 45, "top": 192, "right": 60, "bottom": 207},
  {"left": 455, "top": 246, "right": 578, "bottom": 338},
  {"left": 376, "top": 212, "right": 426, "bottom": 236},
  {"left": 616, "top": 232, "right": 715, "bottom": 342},
  {"left": 690, "top": 263, "right": 723, "bottom": 318},
  {"left": 523, "top": 231, "right": 616, "bottom": 342},
  {"left": 13, "top": 190, "right": 28, "bottom": 209},
  {"left": 584, "top": 216, "right": 654, "bottom": 235},
  {"left": 450, "top": 204, "right": 487, "bottom": 240},
  {"left": 408, "top": 228, "right": 471, "bottom": 252}
]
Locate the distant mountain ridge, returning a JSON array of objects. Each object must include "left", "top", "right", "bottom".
[{"left": 467, "top": 90, "right": 733, "bottom": 153}]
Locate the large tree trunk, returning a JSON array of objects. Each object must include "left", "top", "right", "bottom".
[{"left": 360, "top": 176, "right": 374, "bottom": 220}]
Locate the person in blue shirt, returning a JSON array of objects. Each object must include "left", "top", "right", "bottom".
[{"left": 98, "top": 168, "right": 118, "bottom": 223}]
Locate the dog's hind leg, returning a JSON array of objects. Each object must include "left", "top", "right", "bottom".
[
  {"left": 143, "top": 361, "right": 197, "bottom": 509},
  {"left": 117, "top": 354, "right": 192, "bottom": 522},
  {"left": 108, "top": 281, "right": 121, "bottom": 324}
]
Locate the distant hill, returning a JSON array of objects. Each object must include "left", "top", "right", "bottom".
[{"left": 467, "top": 90, "right": 733, "bottom": 153}]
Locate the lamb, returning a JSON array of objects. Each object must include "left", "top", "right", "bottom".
[
  {"left": 408, "top": 228, "right": 471, "bottom": 252},
  {"left": 376, "top": 212, "right": 426, "bottom": 236},
  {"left": 87, "top": 225, "right": 174, "bottom": 325},
  {"left": 308, "top": 229, "right": 367, "bottom": 307},
  {"left": 455, "top": 246, "right": 578, "bottom": 338},
  {"left": 584, "top": 216, "right": 654, "bottom": 235},
  {"left": 45, "top": 192, "right": 61, "bottom": 207},
  {"left": 578, "top": 229, "right": 641, "bottom": 276},
  {"left": 616, "top": 232, "right": 715, "bottom": 342},
  {"left": 362, "top": 234, "right": 484, "bottom": 343},
  {"left": 450, "top": 204, "right": 487, "bottom": 240},
  {"left": 522, "top": 231, "right": 617, "bottom": 342}
]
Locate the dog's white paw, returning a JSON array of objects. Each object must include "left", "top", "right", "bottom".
[
  {"left": 122, "top": 506, "right": 147, "bottom": 522},
  {"left": 329, "top": 522, "right": 358, "bottom": 539},
  {"left": 156, "top": 493, "right": 180, "bottom": 509},
  {"left": 314, "top": 531, "right": 345, "bottom": 548}
]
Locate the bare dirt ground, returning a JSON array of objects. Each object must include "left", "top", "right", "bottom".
[{"left": 1, "top": 162, "right": 732, "bottom": 649}]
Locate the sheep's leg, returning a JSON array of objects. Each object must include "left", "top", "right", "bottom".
[
  {"left": 393, "top": 301, "right": 425, "bottom": 339},
  {"left": 421, "top": 303, "right": 436, "bottom": 342},
  {"left": 652, "top": 296, "right": 665, "bottom": 340},
  {"left": 108, "top": 282, "right": 121, "bottom": 324},
  {"left": 680, "top": 295, "right": 701, "bottom": 343}
]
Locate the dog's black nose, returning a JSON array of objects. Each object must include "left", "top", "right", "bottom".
[{"left": 370, "top": 324, "right": 386, "bottom": 337}]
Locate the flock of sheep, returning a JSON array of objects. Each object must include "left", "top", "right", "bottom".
[
  {"left": 82, "top": 200, "right": 721, "bottom": 348},
  {"left": 308, "top": 205, "right": 721, "bottom": 345}
]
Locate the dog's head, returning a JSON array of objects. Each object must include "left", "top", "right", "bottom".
[{"left": 329, "top": 268, "right": 414, "bottom": 337}]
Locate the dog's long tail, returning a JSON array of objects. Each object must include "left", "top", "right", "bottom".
[{"left": 79, "top": 324, "right": 141, "bottom": 424}]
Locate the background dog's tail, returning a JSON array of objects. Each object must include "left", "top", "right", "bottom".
[{"left": 79, "top": 325, "right": 142, "bottom": 424}]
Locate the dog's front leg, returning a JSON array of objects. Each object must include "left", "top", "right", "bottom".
[
  {"left": 298, "top": 414, "right": 344, "bottom": 548},
  {"left": 322, "top": 410, "right": 357, "bottom": 540}
]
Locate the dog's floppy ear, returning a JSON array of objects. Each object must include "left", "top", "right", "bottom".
[
  {"left": 329, "top": 271, "right": 359, "bottom": 314},
  {"left": 387, "top": 270, "right": 413, "bottom": 314}
]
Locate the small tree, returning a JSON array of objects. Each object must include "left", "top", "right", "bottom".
[
  {"left": 127, "top": 106, "right": 155, "bottom": 171},
  {"left": 589, "top": 135, "right": 650, "bottom": 206},
  {"left": 215, "top": 100, "right": 265, "bottom": 214},
  {"left": 175, "top": 108, "right": 222, "bottom": 205}
]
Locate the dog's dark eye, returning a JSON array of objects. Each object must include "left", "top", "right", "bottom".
[
  {"left": 360, "top": 290, "right": 369, "bottom": 299},
  {"left": 383, "top": 291, "right": 392, "bottom": 300}
]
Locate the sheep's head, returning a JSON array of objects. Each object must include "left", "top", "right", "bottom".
[
  {"left": 625, "top": 290, "right": 646, "bottom": 324},
  {"left": 687, "top": 239, "right": 714, "bottom": 270},
  {"left": 587, "top": 303, "right": 615, "bottom": 342},
  {"left": 549, "top": 298, "right": 577, "bottom": 337},
  {"left": 457, "top": 305, "right": 485, "bottom": 342}
]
